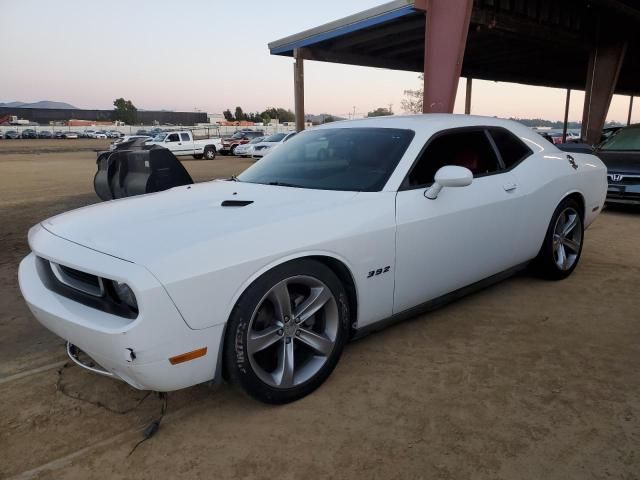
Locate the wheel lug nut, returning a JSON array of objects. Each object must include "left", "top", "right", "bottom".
[
  {"left": 286, "top": 337, "right": 291, "bottom": 344},
  {"left": 295, "top": 330, "right": 301, "bottom": 336},
  {"left": 284, "top": 316, "right": 290, "bottom": 323},
  {"left": 278, "top": 329, "right": 284, "bottom": 336}
]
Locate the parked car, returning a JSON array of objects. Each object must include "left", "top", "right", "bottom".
[
  {"left": 62, "top": 131, "right": 79, "bottom": 139},
  {"left": 54, "top": 131, "right": 65, "bottom": 139},
  {"left": 600, "top": 126, "right": 623, "bottom": 144},
  {"left": 18, "top": 115, "right": 607, "bottom": 404},
  {"left": 38, "top": 130, "right": 53, "bottom": 139},
  {"left": 109, "top": 135, "right": 152, "bottom": 151},
  {"left": 108, "top": 130, "right": 123, "bottom": 138},
  {"left": 220, "top": 130, "right": 265, "bottom": 155},
  {"left": 93, "top": 131, "right": 108, "bottom": 139},
  {"left": 4, "top": 130, "right": 20, "bottom": 139},
  {"left": 146, "top": 130, "right": 222, "bottom": 159},
  {"left": 593, "top": 124, "right": 640, "bottom": 205},
  {"left": 233, "top": 136, "right": 265, "bottom": 157},
  {"left": 251, "top": 131, "right": 297, "bottom": 159},
  {"left": 21, "top": 129, "right": 38, "bottom": 139},
  {"left": 135, "top": 129, "right": 149, "bottom": 136}
]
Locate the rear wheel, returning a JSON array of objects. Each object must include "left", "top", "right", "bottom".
[
  {"left": 533, "top": 198, "right": 584, "bottom": 280},
  {"left": 224, "top": 259, "right": 349, "bottom": 404},
  {"left": 204, "top": 147, "right": 216, "bottom": 160}
]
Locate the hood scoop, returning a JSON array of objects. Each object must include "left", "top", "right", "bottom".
[{"left": 221, "top": 200, "right": 253, "bottom": 207}]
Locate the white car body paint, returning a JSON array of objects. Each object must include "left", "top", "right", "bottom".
[{"left": 19, "top": 114, "right": 607, "bottom": 392}]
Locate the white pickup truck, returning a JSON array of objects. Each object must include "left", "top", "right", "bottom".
[{"left": 146, "top": 131, "right": 223, "bottom": 160}]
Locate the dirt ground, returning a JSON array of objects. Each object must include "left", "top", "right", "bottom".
[{"left": 0, "top": 139, "right": 638, "bottom": 479}]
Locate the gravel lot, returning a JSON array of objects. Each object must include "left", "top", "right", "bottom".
[{"left": 0, "top": 139, "right": 638, "bottom": 479}]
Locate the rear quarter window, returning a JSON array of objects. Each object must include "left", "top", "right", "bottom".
[{"left": 489, "top": 128, "right": 532, "bottom": 169}]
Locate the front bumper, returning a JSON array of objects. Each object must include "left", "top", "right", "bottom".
[
  {"left": 18, "top": 226, "right": 224, "bottom": 392},
  {"left": 606, "top": 182, "right": 640, "bottom": 205}
]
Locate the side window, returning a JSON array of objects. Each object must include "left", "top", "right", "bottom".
[
  {"left": 167, "top": 133, "right": 180, "bottom": 142},
  {"left": 407, "top": 129, "right": 501, "bottom": 187},
  {"left": 180, "top": 132, "right": 190, "bottom": 142},
  {"left": 489, "top": 128, "right": 531, "bottom": 169}
]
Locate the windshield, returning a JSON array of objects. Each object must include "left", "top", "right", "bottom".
[
  {"left": 599, "top": 127, "right": 640, "bottom": 152},
  {"left": 599, "top": 127, "right": 640, "bottom": 151},
  {"left": 263, "top": 133, "right": 287, "bottom": 142},
  {"left": 231, "top": 132, "right": 246, "bottom": 139},
  {"left": 237, "top": 127, "right": 414, "bottom": 192},
  {"left": 249, "top": 136, "right": 264, "bottom": 144},
  {"left": 152, "top": 133, "right": 167, "bottom": 141}
]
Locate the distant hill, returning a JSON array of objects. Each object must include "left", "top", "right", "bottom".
[{"left": 0, "top": 100, "right": 78, "bottom": 109}]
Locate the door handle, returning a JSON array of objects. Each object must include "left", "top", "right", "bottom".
[{"left": 503, "top": 182, "right": 517, "bottom": 192}]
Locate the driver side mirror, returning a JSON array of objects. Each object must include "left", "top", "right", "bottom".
[{"left": 424, "top": 166, "right": 473, "bottom": 200}]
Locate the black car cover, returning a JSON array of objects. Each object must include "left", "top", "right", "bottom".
[{"left": 94, "top": 141, "right": 193, "bottom": 201}]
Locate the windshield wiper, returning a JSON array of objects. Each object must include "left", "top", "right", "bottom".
[
  {"left": 227, "top": 175, "right": 241, "bottom": 182},
  {"left": 267, "top": 181, "right": 302, "bottom": 188}
]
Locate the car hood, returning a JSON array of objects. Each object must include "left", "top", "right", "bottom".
[
  {"left": 595, "top": 150, "right": 640, "bottom": 174},
  {"left": 41, "top": 180, "right": 358, "bottom": 265}
]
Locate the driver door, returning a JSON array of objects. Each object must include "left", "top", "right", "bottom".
[{"left": 393, "top": 127, "right": 523, "bottom": 313}]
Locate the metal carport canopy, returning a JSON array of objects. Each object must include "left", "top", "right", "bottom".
[
  {"left": 268, "top": 0, "right": 640, "bottom": 94},
  {"left": 269, "top": 0, "right": 640, "bottom": 142}
]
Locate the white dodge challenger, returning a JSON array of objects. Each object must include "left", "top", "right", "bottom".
[{"left": 19, "top": 115, "right": 607, "bottom": 404}]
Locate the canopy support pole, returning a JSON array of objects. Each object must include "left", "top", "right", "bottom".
[
  {"left": 581, "top": 31, "right": 627, "bottom": 144},
  {"left": 562, "top": 89, "right": 571, "bottom": 143},
  {"left": 465, "top": 77, "right": 473, "bottom": 114},
  {"left": 293, "top": 48, "right": 305, "bottom": 132},
  {"left": 417, "top": 0, "right": 473, "bottom": 113}
]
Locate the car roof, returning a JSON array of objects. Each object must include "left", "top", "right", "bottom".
[{"left": 313, "top": 113, "right": 534, "bottom": 135}]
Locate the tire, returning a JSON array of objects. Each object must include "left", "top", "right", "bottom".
[
  {"left": 533, "top": 198, "right": 584, "bottom": 280},
  {"left": 193, "top": 154, "right": 204, "bottom": 160},
  {"left": 224, "top": 259, "right": 350, "bottom": 404},
  {"left": 230, "top": 145, "right": 237, "bottom": 156},
  {"left": 204, "top": 147, "right": 216, "bottom": 160}
]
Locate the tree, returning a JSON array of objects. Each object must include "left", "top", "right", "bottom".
[
  {"left": 401, "top": 74, "right": 424, "bottom": 114},
  {"left": 261, "top": 114, "right": 271, "bottom": 125},
  {"left": 234, "top": 106, "right": 246, "bottom": 122},
  {"left": 367, "top": 107, "right": 393, "bottom": 117},
  {"left": 277, "top": 108, "right": 296, "bottom": 123},
  {"left": 112, "top": 98, "right": 137, "bottom": 125},
  {"left": 223, "top": 109, "right": 234, "bottom": 121},
  {"left": 259, "top": 107, "right": 295, "bottom": 123}
]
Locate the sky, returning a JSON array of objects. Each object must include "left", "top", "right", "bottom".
[{"left": 0, "top": 0, "right": 637, "bottom": 123}]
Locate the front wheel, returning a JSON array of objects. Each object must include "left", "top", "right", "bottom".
[
  {"left": 533, "top": 198, "right": 584, "bottom": 280},
  {"left": 224, "top": 259, "right": 350, "bottom": 404},
  {"left": 204, "top": 147, "right": 216, "bottom": 160}
]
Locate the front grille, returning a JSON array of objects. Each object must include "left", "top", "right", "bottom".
[
  {"left": 51, "top": 262, "right": 103, "bottom": 297},
  {"left": 58, "top": 265, "right": 101, "bottom": 289},
  {"left": 607, "top": 174, "right": 640, "bottom": 186}
]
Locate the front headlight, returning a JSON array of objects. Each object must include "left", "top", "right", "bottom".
[{"left": 112, "top": 281, "right": 138, "bottom": 313}]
